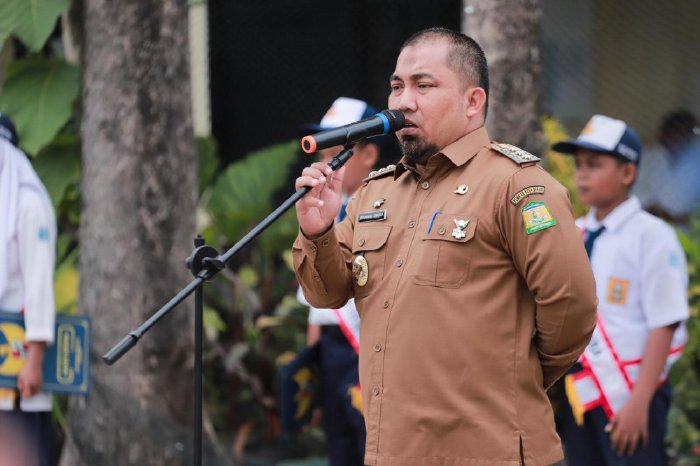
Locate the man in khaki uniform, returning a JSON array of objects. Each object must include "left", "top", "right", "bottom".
[{"left": 293, "top": 28, "right": 597, "bottom": 466}]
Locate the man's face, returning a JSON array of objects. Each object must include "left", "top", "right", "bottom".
[
  {"left": 388, "top": 38, "right": 471, "bottom": 165},
  {"left": 574, "top": 150, "right": 634, "bottom": 208}
]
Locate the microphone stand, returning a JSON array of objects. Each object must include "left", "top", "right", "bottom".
[{"left": 103, "top": 145, "right": 355, "bottom": 466}]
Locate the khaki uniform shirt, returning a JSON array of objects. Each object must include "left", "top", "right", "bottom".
[{"left": 293, "top": 127, "right": 597, "bottom": 466}]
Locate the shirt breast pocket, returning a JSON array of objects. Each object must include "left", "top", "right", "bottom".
[
  {"left": 351, "top": 225, "right": 392, "bottom": 297},
  {"left": 412, "top": 216, "right": 477, "bottom": 288}
]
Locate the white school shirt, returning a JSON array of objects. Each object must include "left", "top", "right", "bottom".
[
  {"left": 0, "top": 144, "right": 56, "bottom": 412},
  {"left": 297, "top": 287, "right": 361, "bottom": 343},
  {"left": 577, "top": 196, "right": 688, "bottom": 373}
]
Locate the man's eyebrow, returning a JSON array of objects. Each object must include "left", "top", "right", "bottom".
[{"left": 389, "top": 72, "right": 435, "bottom": 82}]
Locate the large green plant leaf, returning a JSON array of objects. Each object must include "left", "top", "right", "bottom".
[
  {"left": 0, "top": 57, "right": 79, "bottom": 155},
  {"left": 205, "top": 140, "right": 299, "bottom": 246},
  {"left": 0, "top": 0, "right": 68, "bottom": 51},
  {"left": 33, "top": 133, "right": 81, "bottom": 208}
]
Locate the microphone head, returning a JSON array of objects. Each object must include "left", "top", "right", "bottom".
[{"left": 381, "top": 109, "right": 406, "bottom": 132}]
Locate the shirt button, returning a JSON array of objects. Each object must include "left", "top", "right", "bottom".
[
  {"left": 421, "top": 181, "right": 430, "bottom": 190},
  {"left": 373, "top": 343, "right": 382, "bottom": 352},
  {"left": 438, "top": 227, "right": 446, "bottom": 235},
  {"left": 383, "top": 300, "right": 390, "bottom": 309},
  {"left": 395, "top": 258, "right": 403, "bottom": 267},
  {"left": 358, "top": 238, "right": 366, "bottom": 246},
  {"left": 408, "top": 220, "right": 416, "bottom": 228},
  {"left": 321, "top": 238, "right": 330, "bottom": 247},
  {"left": 372, "top": 386, "right": 381, "bottom": 396}
]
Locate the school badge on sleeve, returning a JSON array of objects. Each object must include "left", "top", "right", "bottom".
[{"left": 521, "top": 201, "right": 557, "bottom": 234}]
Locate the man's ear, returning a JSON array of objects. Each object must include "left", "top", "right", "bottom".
[{"left": 465, "top": 87, "right": 487, "bottom": 119}]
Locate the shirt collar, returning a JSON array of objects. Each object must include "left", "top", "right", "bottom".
[
  {"left": 394, "top": 126, "right": 491, "bottom": 179},
  {"left": 584, "top": 195, "right": 642, "bottom": 232}
]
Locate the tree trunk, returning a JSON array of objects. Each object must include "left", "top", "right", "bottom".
[
  {"left": 60, "top": 1, "right": 198, "bottom": 464},
  {"left": 463, "top": 0, "right": 546, "bottom": 156}
]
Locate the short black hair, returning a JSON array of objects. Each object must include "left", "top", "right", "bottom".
[{"left": 401, "top": 28, "right": 489, "bottom": 116}]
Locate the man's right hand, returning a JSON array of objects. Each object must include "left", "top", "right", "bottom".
[{"left": 295, "top": 162, "right": 345, "bottom": 237}]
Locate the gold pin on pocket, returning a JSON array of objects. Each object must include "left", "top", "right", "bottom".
[{"left": 352, "top": 253, "right": 369, "bottom": 286}]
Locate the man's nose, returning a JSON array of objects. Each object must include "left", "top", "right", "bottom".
[{"left": 394, "top": 87, "right": 417, "bottom": 112}]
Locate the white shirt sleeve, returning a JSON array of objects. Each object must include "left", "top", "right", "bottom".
[
  {"left": 640, "top": 224, "right": 689, "bottom": 329},
  {"left": 17, "top": 190, "right": 56, "bottom": 344}
]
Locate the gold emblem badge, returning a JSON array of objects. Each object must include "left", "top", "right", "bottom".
[
  {"left": 373, "top": 198, "right": 386, "bottom": 208},
  {"left": 352, "top": 255, "right": 369, "bottom": 286},
  {"left": 454, "top": 185, "right": 469, "bottom": 195}
]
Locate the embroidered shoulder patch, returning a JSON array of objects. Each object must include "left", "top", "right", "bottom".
[
  {"left": 510, "top": 186, "right": 545, "bottom": 205},
  {"left": 491, "top": 143, "right": 541, "bottom": 164},
  {"left": 521, "top": 201, "right": 557, "bottom": 234},
  {"left": 362, "top": 164, "right": 396, "bottom": 183}
]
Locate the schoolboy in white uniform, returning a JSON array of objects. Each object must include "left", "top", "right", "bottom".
[
  {"left": 0, "top": 114, "right": 57, "bottom": 466},
  {"left": 551, "top": 114, "right": 689, "bottom": 465}
]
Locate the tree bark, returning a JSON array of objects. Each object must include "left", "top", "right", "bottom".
[
  {"left": 463, "top": 0, "right": 546, "bottom": 156},
  {"left": 60, "top": 1, "right": 198, "bottom": 464}
]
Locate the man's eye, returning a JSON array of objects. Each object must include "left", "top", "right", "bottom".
[{"left": 418, "top": 83, "right": 433, "bottom": 89}]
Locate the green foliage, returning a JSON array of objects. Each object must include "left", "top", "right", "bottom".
[
  {"left": 203, "top": 140, "right": 300, "bottom": 252},
  {"left": 0, "top": 57, "right": 80, "bottom": 155},
  {"left": 197, "top": 136, "right": 219, "bottom": 197},
  {"left": 0, "top": 0, "right": 68, "bottom": 51},
  {"left": 33, "top": 133, "right": 81, "bottom": 208},
  {"left": 541, "top": 115, "right": 586, "bottom": 217},
  {"left": 668, "top": 214, "right": 700, "bottom": 464}
]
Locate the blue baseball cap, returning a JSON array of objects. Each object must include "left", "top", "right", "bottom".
[
  {"left": 0, "top": 112, "right": 19, "bottom": 147},
  {"left": 552, "top": 114, "right": 642, "bottom": 164}
]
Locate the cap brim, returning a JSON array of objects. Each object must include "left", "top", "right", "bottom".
[
  {"left": 551, "top": 139, "right": 638, "bottom": 164},
  {"left": 551, "top": 139, "right": 615, "bottom": 155}
]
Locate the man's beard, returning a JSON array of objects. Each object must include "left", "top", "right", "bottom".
[{"left": 398, "top": 135, "right": 440, "bottom": 165}]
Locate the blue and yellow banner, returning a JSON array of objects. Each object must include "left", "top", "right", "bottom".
[{"left": 0, "top": 311, "right": 90, "bottom": 395}]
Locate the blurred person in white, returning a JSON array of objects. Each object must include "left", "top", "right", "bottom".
[
  {"left": 0, "top": 113, "right": 57, "bottom": 466},
  {"left": 634, "top": 109, "right": 700, "bottom": 229}
]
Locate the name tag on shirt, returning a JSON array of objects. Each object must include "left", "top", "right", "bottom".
[{"left": 358, "top": 210, "right": 387, "bottom": 223}]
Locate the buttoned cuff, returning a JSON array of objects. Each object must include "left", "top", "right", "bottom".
[{"left": 297, "top": 226, "right": 339, "bottom": 263}]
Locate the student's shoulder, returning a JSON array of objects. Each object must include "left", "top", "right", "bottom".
[{"left": 632, "top": 209, "right": 680, "bottom": 244}]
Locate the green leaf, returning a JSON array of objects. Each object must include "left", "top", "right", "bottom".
[
  {"left": 197, "top": 136, "right": 219, "bottom": 196},
  {"left": 0, "top": 57, "right": 79, "bottom": 155},
  {"left": 204, "top": 140, "right": 298, "bottom": 244},
  {"left": 0, "top": 0, "right": 68, "bottom": 51},
  {"left": 32, "top": 133, "right": 80, "bottom": 208}
]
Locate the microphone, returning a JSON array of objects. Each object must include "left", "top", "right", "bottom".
[{"left": 301, "top": 109, "right": 405, "bottom": 153}]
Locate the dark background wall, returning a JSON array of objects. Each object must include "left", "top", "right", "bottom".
[{"left": 209, "top": 0, "right": 460, "bottom": 164}]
